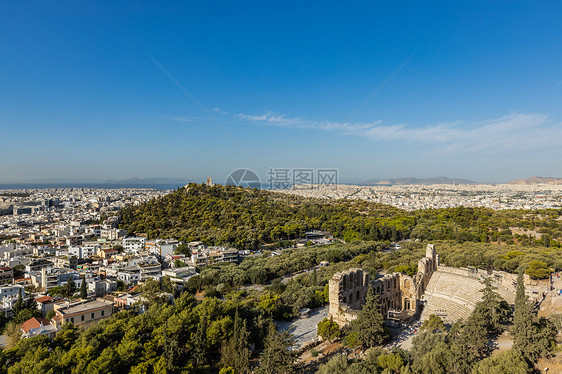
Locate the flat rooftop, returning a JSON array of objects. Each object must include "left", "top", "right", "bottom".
[{"left": 57, "top": 298, "right": 113, "bottom": 316}]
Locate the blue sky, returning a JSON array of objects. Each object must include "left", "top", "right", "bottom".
[{"left": 1, "top": 1, "right": 561, "bottom": 184}]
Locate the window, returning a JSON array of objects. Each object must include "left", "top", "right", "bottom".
[
  {"left": 71, "top": 317, "right": 74, "bottom": 323},
  {"left": 81, "top": 315, "right": 84, "bottom": 321},
  {"left": 101, "top": 310, "right": 105, "bottom": 316},
  {"left": 91, "top": 313, "right": 95, "bottom": 319}
]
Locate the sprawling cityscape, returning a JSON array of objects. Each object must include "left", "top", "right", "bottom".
[{"left": 283, "top": 183, "right": 562, "bottom": 210}]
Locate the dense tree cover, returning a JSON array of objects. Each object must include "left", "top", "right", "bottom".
[
  {"left": 318, "top": 347, "right": 412, "bottom": 374},
  {"left": 120, "top": 184, "right": 562, "bottom": 250},
  {"left": 0, "top": 288, "right": 298, "bottom": 374},
  {"left": 120, "top": 184, "right": 407, "bottom": 249}
]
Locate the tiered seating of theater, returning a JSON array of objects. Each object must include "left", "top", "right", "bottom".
[{"left": 421, "top": 269, "right": 514, "bottom": 324}]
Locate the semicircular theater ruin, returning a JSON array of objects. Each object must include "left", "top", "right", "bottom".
[{"left": 328, "top": 244, "right": 550, "bottom": 326}]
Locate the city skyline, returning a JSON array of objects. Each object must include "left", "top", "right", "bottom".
[{"left": 2, "top": 1, "right": 562, "bottom": 183}]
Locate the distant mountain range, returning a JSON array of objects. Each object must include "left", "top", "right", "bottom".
[
  {"left": 362, "top": 177, "right": 477, "bottom": 186},
  {"left": 508, "top": 176, "right": 562, "bottom": 185}
]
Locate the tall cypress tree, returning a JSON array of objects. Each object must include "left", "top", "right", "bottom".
[
  {"left": 257, "top": 323, "right": 295, "bottom": 374},
  {"left": 193, "top": 316, "right": 208, "bottom": 366},
  {"left": 511, "top": 269, "right": 556, "bottom": 363},
  {"left": 512, "top": 270, "right": 532, "bottom": 357},
  {"left": 221, "top": 309, "right": 251, "bottom": 373},
  {"left": 80, "top": 275, "right": 87, "bottom": 299},
  {"left": 349, "top": 288, "right": 389, "bottom": 348}
]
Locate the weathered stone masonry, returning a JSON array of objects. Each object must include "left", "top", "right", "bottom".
[{"left": 328, "top": 244, "right": 438, "bottom": 326}]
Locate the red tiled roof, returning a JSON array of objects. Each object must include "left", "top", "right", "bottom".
[
  {"left": 35, "top": 295, "right": 54, "bottom": 303},
  {"left": 21, "top": 317, "right": 50, "bottom": 333}
]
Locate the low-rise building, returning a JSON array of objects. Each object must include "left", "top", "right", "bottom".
[
  {"left": 21, "top": 317, "right": 57, "bottom": 339},
  {"left": 0, "top": 267, "right": 14, "bottom": 284},
  {"left": 52, "top": 298, "right": 114, "bottom": 327},
  {"left": 162, "top": 266, "right": 197, "bottom": 283},
  {"left": 35, "top": 295, "right": 65, "bottom": 317},
  {"left": 0, "top": 284, "right": 25, "bottom": 312},
  {"left": 122, "top": 237, "right": 146, "bottom": 253}
]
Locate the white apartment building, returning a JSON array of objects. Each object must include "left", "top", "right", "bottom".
[
  {"left": 0, "top": 284, "right": 25, "bottom": 311},
  {"left": 69, "top": 246, "right": 97, "bottom": 260},
  {"left": 122, "top": 237, "right": 146, "bottom": 253}
]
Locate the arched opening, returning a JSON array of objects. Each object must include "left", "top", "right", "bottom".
[
  {"left": 349, "top": 293, "right": 354, "bottom": 304},
  {"left": 342, "top": 296, "right": 347, "bottom": 304},
  {"left": 356, "top": 291, "right": 360, "bottom": 303}
]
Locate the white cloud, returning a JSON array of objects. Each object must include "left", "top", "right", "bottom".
[
  {"left": 236, "top": 111, "right": 380, "bottom": 132},
  {"left": 213, "top": 108, "right": 230, "bottom": 115},
  {"left": 162, "top": 115, "right": 200, "bottom": 122},
  {"left": 238, "top": 111, "right": 560, "bottom": 155}
]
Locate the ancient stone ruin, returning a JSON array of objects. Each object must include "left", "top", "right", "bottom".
[
  {"left": 328, "top": 244, "right": 438, "bottom": 326},
  {"left": 328, "top": 243, "right": 551, "bottom": 326}
]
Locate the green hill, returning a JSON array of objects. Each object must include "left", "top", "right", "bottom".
[
  {"left": 119, "top": 183, "right": 409, "bottom": 249},
  {"left": 120, "top": 184, "right": 562, "bottom": 251}
]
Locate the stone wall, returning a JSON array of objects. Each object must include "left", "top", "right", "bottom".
[
  {"left": 328, "top": 244, "right": 438, "bottom": 326},
  {"left": 328, "top": 268, "right": 369, "bottom": 325}
]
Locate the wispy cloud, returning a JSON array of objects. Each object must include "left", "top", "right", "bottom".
[
  {"left": 170, "top": 116, "right": 194, "bottom": 122},
  {"left": 238, "top": 111, "right": 561, "bottom": 154},
  {"left": 213, "top": 107, "right": 230, "bottom": 115},
  {"left": 236, "top": 111, "right": 380, "bottom": 132},
  {"left": 161, "top": 115, "right": 203, "bottom": 122}
]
